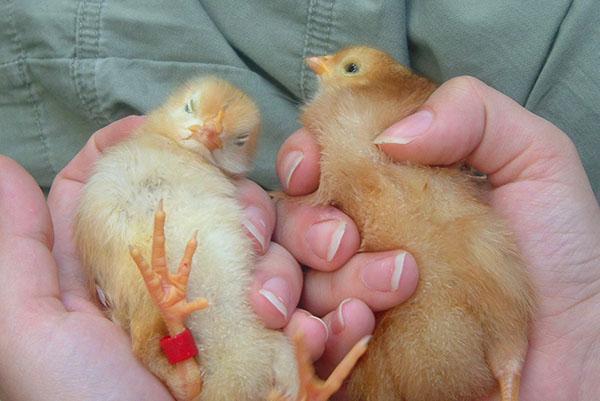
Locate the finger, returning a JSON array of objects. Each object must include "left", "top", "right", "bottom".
[
  {"left": 302, "top": 250, "right": 419, "bottom": 316},
  {"left": 315, "top": 299, "right": 375, "bottom": 378},
  {"left": 276, "top": 129, "right": 321, "bottom": 195},
  {"left": 249, "top": 243, "right": 303, "bottom": 329},
  {"left": 47, "top": 116, "right": 145, "bottom": 304},
  {"left": 374, "top": 76, "right": 578, "bottom": 187},
  {"left": 0, "top": 157, "right": 62, "bottom": 310},
  {"left": 235, "top": 178, "right": 276, "bottom": 255},
  {"left": 283, "top": 309, "right": 329, "bottom": 361},
  {"left": 274, "top": 200, "right": 360, "bottom": 272}
]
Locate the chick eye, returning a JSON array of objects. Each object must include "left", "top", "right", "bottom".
[
  {"left": 184, "top": 99, "right": 194, "bottom": 114},
  {"left": 234, "top": 132, "right": 250, "bottom": 147},
  {"left": 344, "top": 63, "right": 359, "bottom": 74}
]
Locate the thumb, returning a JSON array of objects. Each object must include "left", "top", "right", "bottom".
[
  {"left": 374, "top": 76, "right": 580, "bottom": 187},
  {"left": 0, "top": 156, "right": 61, "bottom": 307}
]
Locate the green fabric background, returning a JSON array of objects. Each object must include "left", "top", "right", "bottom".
[{"left": 0, "top": 0, "right": 598, "bottom": 197}]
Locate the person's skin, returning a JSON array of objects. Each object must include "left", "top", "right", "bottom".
[
  {"left": 0, "top": 117, "right": 418, "bottom": 399},
  {"left": 0, "top": 75, "right": 598, "bottom": 400},
  {"left": 276, "top": 76, "right": 600, "bottom": 400}
]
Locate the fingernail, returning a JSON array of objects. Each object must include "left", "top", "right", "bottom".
[
  {"left": 374, "top": 110, "right": 433, "bottom": 144},
  {"left": 309, "top": 316, "right": 330, "bottom": 341},
  {"left": 331, "top": 298, "right": 352, "bottom": 335},
  {"left": 282, "top": 150, "right": 304, "bottom": 190},
  {"left": 305, "top": 219, "right": 346, "bottom": 262},
  {"left": 259, "top": 277, "right": 290, "bottom": 319},
  {"left": 361, "top": 252, "right": 407, "bottom": 292},
  {"left": 242, "top": 206, "right": 268, "bottom": 252}
]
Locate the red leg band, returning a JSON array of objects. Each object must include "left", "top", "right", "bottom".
[{"left": 160, "top": 328, "right": 199, "bottom": 364}]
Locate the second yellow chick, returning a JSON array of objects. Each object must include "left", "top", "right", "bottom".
[{"left": 301, "top": 47, "right": 534, "bottom": 401}]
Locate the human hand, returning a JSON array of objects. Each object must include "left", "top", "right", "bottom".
[
  {"left": 0, "top": 152, "right": 173, "bottom": 400},
  {"left": 0, "top": 116, "right": 323, "bottom": 401},
  {"left": 275, "top": 134, "right": 421, "bottom": 377},
  {"left": 374, "top": 77, "right": 600, "bottom": 401},
  {"left": 48, "top": 117, "right": 329, "bottom": 357},
  {"left": 281, "top": 75, "right": 600, "bottom": 400}
]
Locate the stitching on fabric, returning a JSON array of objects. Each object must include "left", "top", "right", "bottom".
[
  {"left": 524, "top": 0, "right": 575, "bottom": 108},
  {"left": 300, "top": 0, "right": 336, "bottom": 101},
  {"left": 92, "top": 0, "right": 111, "bottom": 123},
  {"left": 300, "top": 0, "right": 317, "bottom": 100},
  {"left": 309, "top": 2, "right": 334, "bottom": 51},
  {"left": 72, "top": 0, "right": 110, "bottom": 127},
  {"left": 95, "top": 0, "right": 104, "bottom": 58},
  {"left": 3, "top": 0, "right": 56, "bottom": 175},
  {"left": 325, "top": 0, "right": 336, "bottom": 53},
  {"left": 0, "top": 60, "right": 21, "bottom": 68},
  {"left": 71, "top": 1, "right": 86, "bottom": 123},
  {"left": 2, "top": 56, "right": 263, "bottom": 71}
]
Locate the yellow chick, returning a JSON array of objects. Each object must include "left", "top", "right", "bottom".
[
  {"left": 76, "top": 77, "right": 299, "bottom": 401},
  {"left": 300, "top": 47, "right": 535, "bottom": 401}
]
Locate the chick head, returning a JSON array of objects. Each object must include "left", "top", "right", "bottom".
[
  {"left": 306, "top": 46, "right": 410, "bottom": 89},
  {"left": 153, "top": 77, "right": 261, "bottom": 176}
]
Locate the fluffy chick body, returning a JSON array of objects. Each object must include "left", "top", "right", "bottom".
[
  {"left": 76, "top": 77, "right": 298, "bottom": 401},
  {"left": 302, "top": 47, "right": 534, "bottom": 401}
]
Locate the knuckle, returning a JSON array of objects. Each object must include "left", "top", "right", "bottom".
[
  {"left": 545, "top": 129, "right": 580, "bottom": 166},
  {"left": 441, "top": 76, "right": 487, "bottom": 106},
  {"left": 447, "top": 75, "right": 485, "bottom": 94},
  {"left": 553, "top": 129, "right": 578, "bottom": 155},
  {"left": 236, "top": 177, "right": 260, "bottom": 196}
]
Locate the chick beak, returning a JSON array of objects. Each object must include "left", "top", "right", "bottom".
[
  {"left": 188, "top": 110, "right": 225, "bottom": 151},
  {"left": 306, "top": 56, "right": 331, "bottom": 75},
  {"left": 190, "top": 126, "right": 222, "bottom": 151}
]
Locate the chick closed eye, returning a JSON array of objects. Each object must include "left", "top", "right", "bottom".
[
  {"left": 233, "top": 132, "right": 250, "bottom": 146},
  {"left": 184, "top": 98, "right": 195, "bottom": 114}
]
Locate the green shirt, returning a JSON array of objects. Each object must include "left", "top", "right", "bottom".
[{"left": 1, "top": 0, "right": 598, "bottom": 196}]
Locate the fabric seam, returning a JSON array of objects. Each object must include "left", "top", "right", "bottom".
[
  {"left": 299, "top": 0, "right": 336, "bottom": 101},
  {"left": 3, "top": 0, "right": 56, "bottom": 176},
  {"left": 299, "top": 0, "right": 316, "bottom": 100},
  {"left": 93, "top": 0, "right": 111, "bottom": 124},
  {"left": 0, "top": 56, "right": 265, "bottom": 70},
  {"left": 70, "top": 1, "right": 89, "bottom": 125},
  {"left": 72, "top": 0, "right": 110, "bottom": 127}
]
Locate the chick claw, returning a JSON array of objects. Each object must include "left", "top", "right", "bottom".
[
  {"left": 268, "top": 335, "right": 370, "bottom": 401},
  {"left": 129, "top": 200, "right": 208, "bottom": 336}
]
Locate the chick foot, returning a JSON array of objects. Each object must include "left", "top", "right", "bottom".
[
  {"left": 130, "top": 200, "right": 208, "bottom": 400},
  {"left": 269, "top": 335, "right": 370, "bottom": 401}
]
